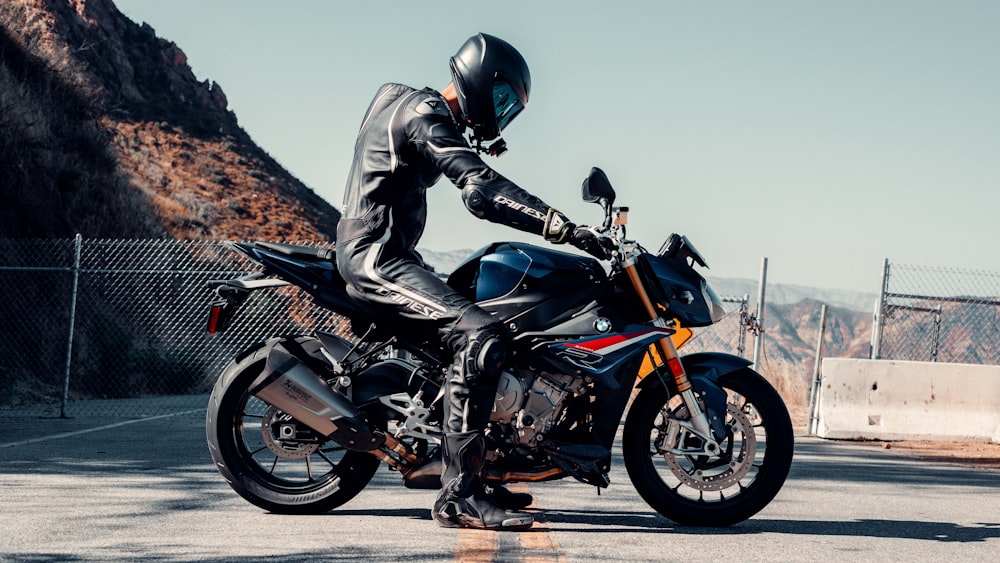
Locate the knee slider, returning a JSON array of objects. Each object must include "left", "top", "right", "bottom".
[
  {"left": 475, "top": 334, "right": 507, "bottom": 376},
  {"left": 464, "top": 329, "right": 507, "bottom": 381}
]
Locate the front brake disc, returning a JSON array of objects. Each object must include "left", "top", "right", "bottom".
[{"left": 662, "top": 403, "right": 757, "bottom": 491}]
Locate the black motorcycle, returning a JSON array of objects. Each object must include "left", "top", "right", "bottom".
[{"left": 204, "top": 167, "right": 793, "bottom": 527}]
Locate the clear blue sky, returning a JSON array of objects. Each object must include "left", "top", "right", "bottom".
[{"left": 114, "top": 0, "right": 1000, "bottom": 293}]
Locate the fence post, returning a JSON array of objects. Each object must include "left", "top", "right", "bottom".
[
  {"left": 752, "top": 257, "right": 768, "bottom": 372},
  {"left": 930, "top": 305, "right": 942, "bottom": 362},
  {"left": 60, "top": 234, "right": 82, "bottom": 419},
  {"left": 740, "top": 294, "right": 749, "bottom": 358},
  {"left": 870, "top": 258, "right": 890, "bottom": 360},
  {"left": 807, "top": 304, "right": 828, "bottom": 436},
  {"left": 735, "top": 294, "right": 749, "bottom": 358}
]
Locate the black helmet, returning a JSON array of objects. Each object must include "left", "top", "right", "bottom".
[{"left": 449, "top": 33, "right": 531, "bottom": 146}]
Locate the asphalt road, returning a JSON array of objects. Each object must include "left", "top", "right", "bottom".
[{"left": 1, "top": 410, "right": 998, "bottom": 562}]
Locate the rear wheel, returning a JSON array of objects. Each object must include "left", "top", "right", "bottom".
[
  {"left": 206, "top": 338, "right": 381, "bottom": 514},
  {"left": 623, "top": 368, "right": 793, "bottom": 526}
]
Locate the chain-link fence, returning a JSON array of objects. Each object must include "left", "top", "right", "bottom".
[
  {"left": 0, "top": 237, "right": 754, "bottom": 419},
  {"left": 871, "top": 259, "right": 1000, "bottom": 365},
  {"left": 0, "top": 237, "right": 345, "bottom": 419},
  {"left": 679, "top": 294, "right": 756, "bottom": 358}
]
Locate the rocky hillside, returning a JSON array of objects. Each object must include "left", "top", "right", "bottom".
[
  {"left": 0, "top": 0, "right": 339, "bottom": 240},
  {"left": 758, "top": 299, "right": 872, "bottom": 404}
]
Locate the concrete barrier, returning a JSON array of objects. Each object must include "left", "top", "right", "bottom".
[{"left": 816, "top": 358, "right": 1000, "bottom": 443}]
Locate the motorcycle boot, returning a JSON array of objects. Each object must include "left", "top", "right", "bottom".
[
  {"left": 433, "top": 431, "right": 533, "bottom": 530},
  {"left": 434, "top": 325, "right": 532, "bottom": 529},
  {"left": 484, "top": 483, "right": 533, "bottom": 510}
]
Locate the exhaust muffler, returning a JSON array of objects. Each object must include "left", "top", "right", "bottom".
[{"left": 250, "top": 346, "right": 385, "bottom": 452}]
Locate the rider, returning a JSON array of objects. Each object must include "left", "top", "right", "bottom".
[{"left": 336, "top": 33, "right": 608, "bottom": 530}]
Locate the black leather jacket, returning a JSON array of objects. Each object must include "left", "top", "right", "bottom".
[{"left": 336, "top": 83, "right": 568, "bottom": 270}]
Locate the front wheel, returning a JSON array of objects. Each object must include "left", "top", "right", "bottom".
[
  {"left": 206, "top": 337, "right": 381, "bottom": 514},
  {"left": 623, "top": 368, "right": 794, "bottom": 526}
]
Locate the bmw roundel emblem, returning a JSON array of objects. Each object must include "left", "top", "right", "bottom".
[{"left": 594, "top": 317, "right": 612, "bottom": 333}]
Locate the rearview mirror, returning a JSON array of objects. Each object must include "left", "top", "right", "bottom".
[{"left": 581, "top": 167, "right": 616, "bottom": 206}]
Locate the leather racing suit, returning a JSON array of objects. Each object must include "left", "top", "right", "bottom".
[
  {"left": 336, "top": 83, "right": 576, "bottom": 528},
  {"left": 336, "top": 82, "right": 572, "bottom": 430}
]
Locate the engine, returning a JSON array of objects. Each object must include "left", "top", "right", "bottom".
[{"left": 490, "top": 369, "right": 588, "bottom": 446}]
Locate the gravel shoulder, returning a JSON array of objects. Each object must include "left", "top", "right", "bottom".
[{"left": 856, "top": 438, "right": 1000, "bottom": 471}]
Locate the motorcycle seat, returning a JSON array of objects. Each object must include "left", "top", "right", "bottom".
[{"left": 253, "top": 241, "right": 335, "bottom": 262}]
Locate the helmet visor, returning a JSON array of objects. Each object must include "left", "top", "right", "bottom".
[{"left": 493, "top": 81, "right": 525, "bottom": 132}]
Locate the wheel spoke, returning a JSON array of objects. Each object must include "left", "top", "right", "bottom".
[
  {"left": 642, "top": 389, "right": 763, "bottom": 504},
  {"left": 622, "top": 369, "right": 793, "bottom": 526},
  {"left": 207, "top": 353, "right": 388, "bottom": 515},
  {"left": 316, "top": 449, "right": 339, "bottom": 470}
]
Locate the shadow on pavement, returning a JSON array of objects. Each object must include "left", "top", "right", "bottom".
[{"left": 526, "top": 508, "right": 1000, "bottom": 543}]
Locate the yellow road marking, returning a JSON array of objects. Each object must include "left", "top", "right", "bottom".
[
  {"left": 507, "top": 483, "right": 564, "bottom": 562},
  {"left": 518, "top": 525, "right": 565, "bottom": 563},
  {"left": 454, "top": 528, "right": 497, "bottom": 562}
]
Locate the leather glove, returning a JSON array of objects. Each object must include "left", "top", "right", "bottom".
[
  {"left": 542, "top": 210, "right": 612, "bottom": 260},
  {"left": 569, "top": 225, "right": 613, "bottom": 260},
  {"left": 542, "top": 209, "right": 574, "bottom": 243}
]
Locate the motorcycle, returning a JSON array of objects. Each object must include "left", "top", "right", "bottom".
[{"left": 204, "top": 167, "right": 794, "bottom": 527}]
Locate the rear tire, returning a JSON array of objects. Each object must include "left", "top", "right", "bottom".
[
  {"left": 623, "top": 368, "right": 793, "bottom": 526},
  {"left": 206, "top": 338, "right": 381, "bottom": 514}
]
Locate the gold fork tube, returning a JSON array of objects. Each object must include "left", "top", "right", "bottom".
[
  {"left": 624, "top": 263, "right": 692, "bottom": 392},
  {"left": 624, "top": 261, "right": 715, "bottom": 441}
]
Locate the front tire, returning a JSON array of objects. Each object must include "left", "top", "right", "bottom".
[
  {"left": 206, "top": 337, "right": 381, "bottom": 514},
  {"left": 623, "top": 368, "right": 793, "bottom": 526}
]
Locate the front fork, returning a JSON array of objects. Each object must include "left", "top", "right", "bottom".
[{"left": 624, "top": 261, "right": 721, "bottom": 453}]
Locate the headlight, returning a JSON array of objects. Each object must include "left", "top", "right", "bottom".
[{"left": 701, "top": 280, "right": 726, "bottom": 323}]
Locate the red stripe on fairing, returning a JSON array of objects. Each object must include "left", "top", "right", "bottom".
[
  {"left": 565, "top": 328, "right": 669, "bottom": 355},
  {"left": 566, "top": 334, "right": 627, "bottom": 352}
]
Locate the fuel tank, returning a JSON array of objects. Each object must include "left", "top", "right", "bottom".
[{"left": 448, "top": 242, "right": 606, "bottom": 332}]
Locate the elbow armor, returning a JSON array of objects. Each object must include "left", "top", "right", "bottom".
[{"left": 461, "top": 184, "right": 490, "bottom": 218}]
